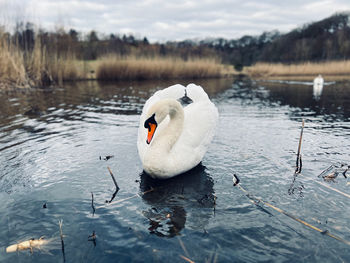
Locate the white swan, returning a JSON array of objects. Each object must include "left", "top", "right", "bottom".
[
  {"left": 313, "top": 74, "right": 324, "bottom": 99},
  {"left": 137, "top": 83, "right": 218, "bottom": 179},
  {"left": 313, "top": 74, "right": 324, "bottom": 86}
]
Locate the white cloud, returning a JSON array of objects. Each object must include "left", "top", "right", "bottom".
[{"left": 1, "top": 0, "right": 350, "bottom": 41}]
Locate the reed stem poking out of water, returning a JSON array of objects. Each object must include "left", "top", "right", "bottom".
[
  {"left": 58, "top": 219, "right": 66, "bottom": 262},
  {"left": 246, "top": 60, "right": 350, "bottom": 79},
  {"left": 105, "top": 166, "right": 120, "bottom": 203},
  {"left": 288, "top": 120, "right": 305, "bottom": 196}
]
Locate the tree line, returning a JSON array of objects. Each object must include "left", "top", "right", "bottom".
[
  {"left": 196, "top": 12, "right": 350, "bottom": 69},
  {"left": 3, "top": 12, "right": 350, "bottom": 69}
]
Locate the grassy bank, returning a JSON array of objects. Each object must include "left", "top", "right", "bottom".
[{"left": 246, "top": 61, "right": 350, "bottom": 80}]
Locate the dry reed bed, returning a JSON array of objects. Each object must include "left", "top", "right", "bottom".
[
  {"left": 1, "top": 30, "right": 225, "bottom": 90},
  {"left": 0, "top": 32, "right": 83, "bottom": 90},
  {"left": 247, "top": 61, "right": 350, "bottom": 78},
  {"left": 96, "top": 56, "right": 223, "bottom": 80},
  {"left": 0, "top": 35, "right": 29, "bottom": 89}
]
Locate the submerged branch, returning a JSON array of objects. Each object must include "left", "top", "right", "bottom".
[
  {"left": 91, "top": 192, "right": 96, "bottom": 215},
  {"left": 107, "top": 166, "right": 120, "bottom": 190},
  {"left": 288, "top": 120, "right": 305, "bottom": 196},
  {"left": 295, "top": 119, "right": 304, "bottom": 173},
  {"left": 180, "top": 255, "right": 196, "bottom": 263},
  {"left": 58, "top": 219, "right": 66, "bottom": 263},
  {"left": 232, "top": 174, "right": 350, "bottom": 247},
  {"left": 106, "top": 166, "right": 120, "bottom": 203},
  {"left": 96, "top": 188, "right": 155, "bottom": 209}
]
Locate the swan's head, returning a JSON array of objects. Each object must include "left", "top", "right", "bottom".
[
  {"left": 144, "top": 113, "right": 158, "bottom": 144},
  {"left": 143, "top": 99, "right": 182, "bottom": 145}
]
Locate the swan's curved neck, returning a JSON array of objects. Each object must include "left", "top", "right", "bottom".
[{"left": 151, "top": 100, "right": 184, "bottom": 153}]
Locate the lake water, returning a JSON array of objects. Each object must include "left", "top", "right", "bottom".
[{"left": 0, "top": 77, "right": 349, "bottom": 262}]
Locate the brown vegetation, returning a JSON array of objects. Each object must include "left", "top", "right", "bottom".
[
  {"left": 0, "top": 24, "right": 229, "bottom": 90},
  {"left": 0, "top": 29, "right": 83, "bottom": 90},
  {"left": 0, "top": 33, "right": 29, "bottom": 89},
  {"left": 3, "top": 12, "right": 350, "bottom": 90},
  {"left": 246, "top": 61, "right": 350, "bottom": 79},
  {"left": 96, "top": 55, "right": 224, "bottom": 80}
]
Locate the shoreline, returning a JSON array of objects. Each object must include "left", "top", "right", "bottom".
[
  {"left": 0, "top": 75, "right": 237, "bottom": 93},
  {"left": 245, "top": 61, "right": 350, "bottom": 82},
  {"left": 250, "top": 75, "right": 350, "bottom": 82},
  {"left": 2, "top": 73, "right": 350, "bottom": 93}
]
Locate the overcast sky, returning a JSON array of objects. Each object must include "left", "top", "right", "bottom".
[{"left": 1, "top": 0, "right": 350, "bottom": 42}]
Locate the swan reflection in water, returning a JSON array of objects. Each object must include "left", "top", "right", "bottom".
[{"left": 139, "top": 164, "right": 215, "bottom": 237}]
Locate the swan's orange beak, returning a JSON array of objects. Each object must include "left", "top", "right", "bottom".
[
  {"left": 146, "top": 123, "right": 157, "bottom": 144},
  {"left": 144, "top": 114, "right": 157, "bottom": 144}
]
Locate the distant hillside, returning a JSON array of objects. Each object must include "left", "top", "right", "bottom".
[
  {"left": 259, "top": 12, "right": 350, "bottom": 63},
  {"left": 177, "top": 12, "right": 350, "bottom": 68}
]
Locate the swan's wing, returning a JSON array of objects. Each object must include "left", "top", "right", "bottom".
[
  {"left": 141, "top": 84, "right": 186, "bottom": 115},
  {"left": 174, "top": 99, "right": 218, "bottom": 166},
  {"left": 180, "top": 83, "right": 218, "bottom": 159},
  {"left": 142, "top": 83, "right": 206, "bottom": 116},
  {"left": 186, "top": 83, "right": 209, "bottom": 102},
  {"left": 138, "top": 84, "right": 186, "bottom": 160}
]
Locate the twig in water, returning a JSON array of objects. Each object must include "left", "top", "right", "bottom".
[
  {"left": 213, "top": 194, "right": 217, "bottom": 215},
  {"left": 106, "top": 189, "right": 119, "bottom": 203},
  {"left": 232, "top": 174, "right": 350, "bottom": 247},
  {"left": 106, "top": 167, "right": 120, "bottom": 203},
  {"left": 91, "top": 192, "right": 95, "bottom": 215},
  {"left": 315, "top": 181, "right": 350, "bottom": 199},
  {"left": 318, "top": 163, "right": 349, "bottom": 182},
  {"left": 177, "top": 236, "right": 191, "bottom": 259},
  {"left": 107, "top": 166, "right": 120, "bottom": 190},
  {"left": 288, "top": 120, "right": 305, "bottom": 196},
  {"left": 318, "top": 164, "right": 336, "bottom": 178},
  {"left": 295, "top": 119, "right": 304, "bottom": 173},
  {"left": 180, "top": 254, "right": 195, "bottom": 263},
  {"left": 96, "top": 188, "right": 155, "bottom": 209},
  {"left": 206, "top": 245, "right": 219, "bottom": 263},
  {"left": 88, "top": 231, "right": 96, "bottom": 247},
  {"left": 342, "top": 165, "right": 349, "bottom": 178},
  {"left": 58, "top": 219, "right": 66, "bottom": 262}
]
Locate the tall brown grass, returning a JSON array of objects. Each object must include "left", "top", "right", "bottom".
[
  {"left": 0, "top": 31, "right": 84, "bottom": 90},
  {"left": 1, "top": 28, "right": 228, "bottom": 90},
  {"left": 47, "top": 55, "right": 85, "bottom": 84},
  {"left": 0, "top": 33, "right": 29, "bottom": 89},
  {"left": 247, "top": 61, "right": 350, "bottom": 79},
  {"left": 96, "top": 55, "right": 224, "bottom": 80}
]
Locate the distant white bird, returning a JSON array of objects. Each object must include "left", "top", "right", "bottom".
[
  {"left": 137, "top": 84, "right": 218, "bottom": 179},
  {"left": 313, "top": 74, "right": 324, "bottom": 99},
  {"left": 313, "top": 74, "right": 324, "bottom": 86}
]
